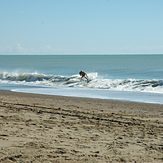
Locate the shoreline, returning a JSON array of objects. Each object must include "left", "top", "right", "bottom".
[
  {"left": 0, "top": 90, "right": 163, "bottom": 162},
  {"left": 11, "top": 87, "right": 163, "bottom": 105}
]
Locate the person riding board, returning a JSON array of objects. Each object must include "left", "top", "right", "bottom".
[{"left": 79, "top": 71, "right": 89, "bottom": 82}]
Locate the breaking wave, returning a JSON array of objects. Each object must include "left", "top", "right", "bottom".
[{"left": 0, "top": 71, "right": 163, "bottom": 94}]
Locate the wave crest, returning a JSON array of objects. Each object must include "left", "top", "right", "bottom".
[{"left": 0, "top": 71, "right": 163, "bottom": 93}]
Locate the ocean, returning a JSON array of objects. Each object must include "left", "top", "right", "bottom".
[{"left": 0, "top": 55, "right": 163, "bottom": 104}]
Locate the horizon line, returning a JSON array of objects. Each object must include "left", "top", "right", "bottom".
[{"left": 0, "top": 53, "right": 163, "bottom": 55}]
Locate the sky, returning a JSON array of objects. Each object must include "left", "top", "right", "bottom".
[{"left": 0, "top": 0, "right": 163, "bottom": 54}]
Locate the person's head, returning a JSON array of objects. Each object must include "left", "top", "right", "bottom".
[{"left": 79, "top": 71, "right": 83, "bottom": 75}]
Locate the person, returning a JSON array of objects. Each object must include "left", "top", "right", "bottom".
[{"left": 79, "top": 70, "right": 89, "bottom": 82}]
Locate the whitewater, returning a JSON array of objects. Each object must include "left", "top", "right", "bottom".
[
  {"left": 0, "top": 55, "right": 163, "bottom": 104},
  {"left": 0, "top": 71, "right": 163, "bottom": 94}
]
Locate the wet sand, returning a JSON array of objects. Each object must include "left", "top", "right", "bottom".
[{"left": 0, "top": 90, "right": 163, "bottom": 163}]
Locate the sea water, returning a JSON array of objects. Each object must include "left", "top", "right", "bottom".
[{"left": 0, "top": 55, "right": 163, "bottom": 104}]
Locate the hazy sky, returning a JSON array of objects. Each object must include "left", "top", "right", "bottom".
[{"left": 0, "top": 0, "right": 163, "bottom": 54}]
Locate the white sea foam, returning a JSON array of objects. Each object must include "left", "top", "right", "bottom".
[{"left": 0, "top": 71, "right": 163, "bottom": 94}]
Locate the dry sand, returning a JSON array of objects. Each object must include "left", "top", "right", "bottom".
[{"left": 0, "top": 90, "right": 163, "bottom": 163}]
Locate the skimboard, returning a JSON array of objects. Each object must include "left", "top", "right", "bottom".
[{"left": 87, "top": 79, "right": 91, "bottom": 83}]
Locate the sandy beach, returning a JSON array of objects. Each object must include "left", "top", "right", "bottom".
[{"left": 0, "top": 91, "right": 162, "bottom": 163}]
